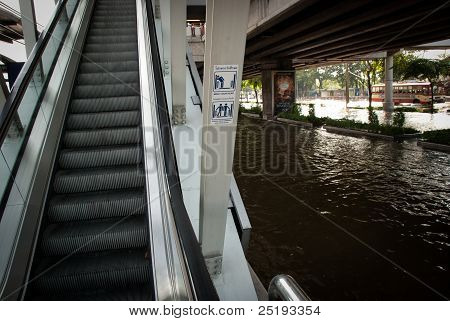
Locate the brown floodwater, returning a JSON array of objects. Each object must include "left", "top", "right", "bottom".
[{"left": 233, "top": 115, "right": 449, "bottom": 300}]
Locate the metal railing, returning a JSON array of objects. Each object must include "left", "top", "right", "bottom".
[
  {"left": 0, "top": 0, "right": 79, "bottom": 219},
  {"left": 141, "top": 0, "right": 219, "bottom": 300},
  {"left": 268, "top": 275, "right": 310, "bottom": 301}
]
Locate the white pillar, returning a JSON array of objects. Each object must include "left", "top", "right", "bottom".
[
  {"left": 170, "top": 0, "right": 187, "bottom": 125},
  {"left": 383, "top": 52, "right": 394, "bottom": 111},
  {"left": 19, "top": 0, "right": 38, "bottom": 58},
  {"left": 199, "top": 0, "right": 250, "bottom": 275}
]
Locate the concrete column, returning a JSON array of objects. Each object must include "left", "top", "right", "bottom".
[
  {"left": 200, "top": 0, "right": 250, "bottom": 275},
  {"left": 170, "top": 0, "right": 187, "bottom": 125},
  {"left": 383, "top": 52, "right": 394, "bottom": 111},
  {"left": 19, "top": 0, "right": 38, "bottom": 58},
  {"left": 261, "top": 67, "right": 273, "bottom": 119}
]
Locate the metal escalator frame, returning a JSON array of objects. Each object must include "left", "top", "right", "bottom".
[
  {"left": 0, "top": 0, "right": 94, "bottom": 299},
  {"left": 0, "top": 0, "right": 77, "bottom": 219},
  {"left": 137, "top": 0, "right": 218, "bottom": 300}
]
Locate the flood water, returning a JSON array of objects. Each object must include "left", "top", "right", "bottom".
[{"left": 233, "top": 116, "right": 449, "bottom": 300}]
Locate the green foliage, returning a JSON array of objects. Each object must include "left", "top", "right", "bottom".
[
  {"left": 392, "top": 110, "right": 406, "bottom": 128},
  {"left": 393, "top": 51, "right": 418, "bottom": 81},
  {"left": 367, "top": 106, "right": 380, "bottom": 130},
  {"left": 402, "top": 58, "right": 450, "bottom": 83},
  {"left": 422, "top": 129, "right": 450, "bottom": 146},
  {"left": 325, "top": 118, "right": 418, "bottom": 136},
  {"left": 242, "top": 77, "right": 262, "bottom": 105}
]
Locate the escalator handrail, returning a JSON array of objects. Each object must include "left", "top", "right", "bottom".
[
  {"left": 0, "top": 0, "right": 69, "bottom": 146},
  {"left": 145, "top": 0, "right": 219, "bottom": 300}
]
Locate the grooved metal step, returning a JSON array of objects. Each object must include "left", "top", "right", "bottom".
[
  {"left": 79, "top": 61, "right": 139, "bottom": 73},
  {"left": 63, "top": 127, "right": 141, "bottom": 148},
  {"left": 87, "top": 34, "right": 138, "bottom": 44},
  {"left": 53, "top": 165, "right": 145, "bottom": 194},
  {"left": 40, "top": 216, "right": 148, "bottom": 256},
  {"left": 82, "top": 51, "right": 138, "bottom": 63},
  {"left": 70, "top": 96, "right": 140, "bottom": 114},
  {"left": 88, "top": 27, "right": 137, "bottom": 37},
  {"left": 76, "top": 71, "right": 139, "bottom": 86},
  {"left": 91, "top": 15, "right": 136, "bottom": 23},
  {"left": 73, "top": 83, "right": 139, "bottom": 99},
  {"left": 90, "top": 21, "right": 137, "bottom": 29},
  {"left": 59, "top": 145, "right": 142, "bottom": 169},
  {"left": 32, "top": 250, "right": 151, "bottom": 294},
  {"left": 26, "top": 0, "right": 152, "bottom": 301},
  {"left": 47, "top": 189, "right": 145, "bottom": 223},
  {"left": 84, "top": 42, "right": 137, "bottom": 53}
]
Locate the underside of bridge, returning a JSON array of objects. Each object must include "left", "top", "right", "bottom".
[{"left": 243, "top": 0, "right": 450, "bottom": 78}]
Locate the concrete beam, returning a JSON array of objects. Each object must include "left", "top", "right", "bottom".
[{"left": 18, "top": 0, "right": 38, "bottom": 58}]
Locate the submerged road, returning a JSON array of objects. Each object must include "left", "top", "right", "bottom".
[{"left": 234, "top": 116, "right": 449, "bottom": 300}]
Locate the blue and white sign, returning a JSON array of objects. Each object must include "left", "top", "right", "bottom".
[
  {"left": 211, "top": 101, "right": 233, "bottom": 124},
  {"left": 211, "top": 65, "right": 238, "bottom": 124}
]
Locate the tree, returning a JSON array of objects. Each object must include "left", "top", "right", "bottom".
[
  {"left": 363, "top": 59, "right": 384, "bottom": 108},
  {"left": 242, "top": 77, "right": 262, "bottom": 106},
  {"left": 393, "top": 51, "right": 417, "bottom": 81},
  {"left": 402, "top": 58, "right": 450, "bottom": 110}
]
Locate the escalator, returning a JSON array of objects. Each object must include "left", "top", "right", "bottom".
[
  {"left": 25, "top": 0, "right": 152, "bottom": 300},
  {"left": 0, "top": 0, "right": 218, "bottom": 301}
]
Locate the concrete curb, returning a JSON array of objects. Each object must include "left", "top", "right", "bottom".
[
  {"left": 324, "top": 126, "right": 394, "bottom": 141},
  {"left": 275, "top": 118, "right": 313, "bottom": 128},
  {"left": 417, "top": 140, "right": 450, "bottom": 153},
  {"left": 241, "top": 112, "right": 262, "bottom": 119}
]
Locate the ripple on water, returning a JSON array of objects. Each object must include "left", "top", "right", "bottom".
[{"left": 234, "top": 116, "right": 450, "bottom": 300}]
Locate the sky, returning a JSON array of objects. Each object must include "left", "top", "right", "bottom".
[{"left": 0, "top": 0, "right": 56, "bottom": 62}]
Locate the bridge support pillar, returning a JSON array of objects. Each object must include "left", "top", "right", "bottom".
[
  {"left": 383, "top": 52, "right": 394, "bottom": 112},
  {"left": 200, "top": 0, "right": 250, "bottom": 275}
]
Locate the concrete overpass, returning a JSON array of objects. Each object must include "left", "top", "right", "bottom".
[{"left": 243, "top": 0, "right": 450, "bottom": 77}]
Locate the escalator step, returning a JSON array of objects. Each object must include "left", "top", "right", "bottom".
[
  {"left": 54, "top": 165, "right": 145, "bottom": 194},
  {"left": 70, "top": 96, "right": 140, "bottom": 113},
  {"left": 82, "top": 51, "right": 138, "bottom": 63},
  {"left": 63, "top": 127, "right": 140, "bottom": 148},
  {"left": 91, "top": 15, "right": 136, "bottom": 22},
  {"left": 76, "top": 71, "right": 139, "bottom": 86},
  {"left": 94, "top": 10, "right": 137, "bottom": 17},
  {"left": 48, "top": 189, "right": 145, "bottom": 223},
  {"left": 79, "top": 60, "right": 139, "bottom": 73},
  {"left": 88, "top": 27, "right": 136, "bottom": 37},
  {"left": 86, "top": 34, "right": 137, "bottom": 45},
  {"left": 32, "top": 285, "right": 154, "bottom": 301},
  {"left": 90, "top": 22, "right": 137, "bottom": 30},
  {"left": 66, "top": 110, "right": 140, "bottom": 130},
  {"left": 73, "top": 83, "right": 140, "bottom": 99},
  {"left": 40, "top": 216, "right": 148, "bottom": 256},
  {"left": 59, "top": 145, "right": 141, "bottom": 169},
  {"left": 84, "top": 42, "right": 137, "bottom": 54},
  {"left": 31, "top": 250, "right": 151, "bottom": 294}
]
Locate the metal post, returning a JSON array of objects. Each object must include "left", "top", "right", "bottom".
[
  {"left": 383, "top": 52, "right": 394, "bottom": 111},
  {"left": 170, "top": 0, "right": 187, "bottom": 125},
  {"left": 199, "top": 0, "right": 250, "bottom": 276},
  {"left": 18, "top": 0, "right": 38, "bottom": 58}
]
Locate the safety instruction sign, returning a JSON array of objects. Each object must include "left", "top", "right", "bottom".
[{"left": 211, "top": 65, "right": 238, "bottom": 124}]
